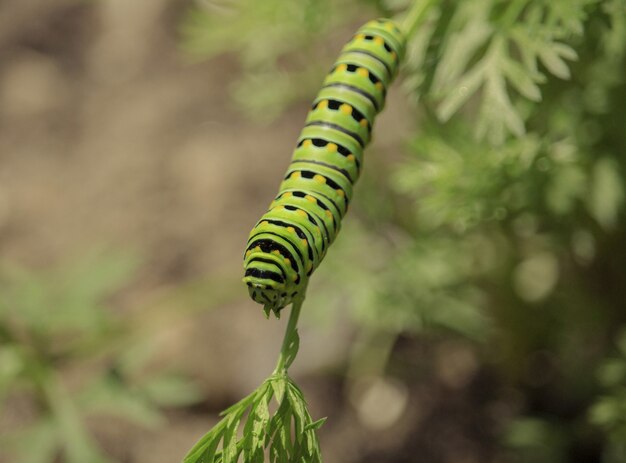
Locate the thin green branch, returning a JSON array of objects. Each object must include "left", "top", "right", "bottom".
[{"left": 273, "top": 295, "right": 305, "bottom": 375}]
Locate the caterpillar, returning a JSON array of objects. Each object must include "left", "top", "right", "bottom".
[{"left": 243, "top": 18, "right": 405, "bottom": 316}]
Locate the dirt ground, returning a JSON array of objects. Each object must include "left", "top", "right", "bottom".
[{"left": 0, "top": 1, "right": 500, "bottom": 462}]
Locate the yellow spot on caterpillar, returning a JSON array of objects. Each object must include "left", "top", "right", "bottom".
[
  {"left": 313, "top": 175, "right": 326, "bottom": 184},
  {"left": 360, "top": 119, "right": 369, "bottom": 128},
  {"left": 307, "top": 262, "right": 313, "bottom": 271},
  {"left": 327, "top": 143, "right": 337, "bottom": 152},
  {"left": 292, "top": 273, "right": 298, "bottom": 281},
  {"left": 336, "top": 189, "right": 345, "bottom": 197},
  {"left": 254, "top": 246, "right": 261, "bottom": 252},
  {"left": 272, "top": 250, "right": 281, "bottom": 256},
  {"left": 391, "top": 51, "right": 397, "bottom": 60},
  {"left": 347, "top": 154, "right": 356, "bottom": 162},
  {"left": 325, "top": 210, "right": 333, "bottom": 218},
  {"left": 284, "top": 257, "right": 291, "bottom": 266},
  {"left": 318, "top": 100, "right": 329, "bottom": 109},
  {"left": 337, "top": 63, "right": 348, "bottom": 72},
  {"left": 296, "top": 209, "right": 307, "bottom": 217},
  {"left": 301, "top": 239, "right": 308, "bottom": 247},
  {"left": 340, "top": 104, "right": 352, "bottom": 115},
  {"left": 287, "top": 227, "right": 295, "bottom": 234},
  {"left": 355, "top": 33, "right": 365, "bottom": 40},
  {"left": 283, "top": 192, "right": 293, "bottom": 198},
  {"left": 303, "top": 139, "right": 313, "bottom": 147},
  {"left": 290, "top": 172, "right": 301, "bottom": 179},
  {"left": 305, "top": 195, "right": 316, "bottom": 203},
  {"left": 357, "top": 68, "right": 368, "bottom": 78},
  {"left": 374, "top": 37, "right": 384, "bottom": 46},
  {"left": 385, "top": 23, "right": 395, "bottom": 31},
  {"left": 245, "top": 250, "right": 251, "bottom": 257},
  {"left": 375, "top": 82, "right": 384, "bottom": 91}
]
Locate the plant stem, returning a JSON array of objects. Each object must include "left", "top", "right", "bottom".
[
  {"left": 401, "top": 0, "right": 437, "bottom": 38},
  {"left": 273, "top": 295, "right": 305, "bottom": 375}
]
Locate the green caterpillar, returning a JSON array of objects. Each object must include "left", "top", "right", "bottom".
[{"left": 243, "top": 18, "right": 405, "bottom": 316}]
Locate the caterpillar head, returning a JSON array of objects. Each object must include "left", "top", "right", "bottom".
[{"left": 243, "top": 261, "right": 292, "bottom": 317}]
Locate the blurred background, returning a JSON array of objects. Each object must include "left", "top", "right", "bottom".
[{"left": 0, "top": 0, "right": 625, "bottom": 462}]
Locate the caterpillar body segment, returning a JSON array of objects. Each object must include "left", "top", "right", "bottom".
[{"left": 243, "top": 18, "right": 405, "bottom": 316}]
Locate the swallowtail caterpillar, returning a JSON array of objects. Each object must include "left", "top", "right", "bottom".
[{"left": 243, "top": 18, "right": 405, "bottom": 316}]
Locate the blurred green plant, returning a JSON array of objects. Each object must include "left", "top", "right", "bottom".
[
  {"left": 590, "top": 330, "right": 626, "bottom": 461},
  {"left": 342, "top": 0, "right": 624, "bottom": 460},
  {"left": 179, "top": 0, "right": 373, "bottom": 120},
  {"left": 0, "top": 251, "right": 202, "bottom": 463},
  {"left": 503, "top": 417, "right": 569, "bottom": 463}
]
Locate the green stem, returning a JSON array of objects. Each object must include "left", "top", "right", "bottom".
[
  {"left": 401, "top": 0, "right": 437, "bottom": 38},
  {"left": 273, "top": 295, "right": 305, "bottom": 375}
]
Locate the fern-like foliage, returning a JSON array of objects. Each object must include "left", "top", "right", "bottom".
[
  {"left": 183, "top": 374, "right": 324, "bottom": 463},
  {"left": 399, "top": 0, "right": 598, "bottom": 144}
]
